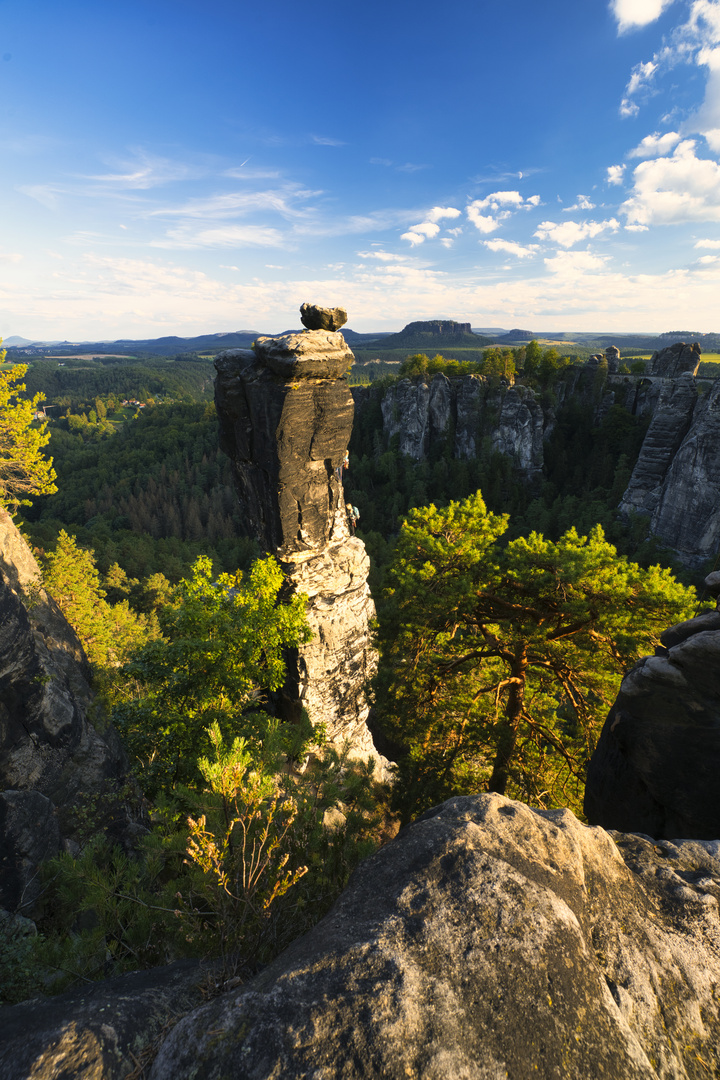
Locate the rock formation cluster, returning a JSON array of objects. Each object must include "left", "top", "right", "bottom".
[
  {"left": 11, "top": 793, "right": 720, "bottom": 1078},
  {"left": 585, "top": 569, "right": 720, "bottom": 839},
  {"left": 371, "top": 372, "right": 544, "bottom": 474},
  {"left": 0, "top": 508, "right": 129, "bottom": 915},
  {"left": 618, "top": 348, "right": 720, "bottom": 567},
  {"left": 214, "top": 307, "right": 380, "bottom": 763}
]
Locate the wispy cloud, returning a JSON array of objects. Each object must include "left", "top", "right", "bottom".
[
  {"left": 562, "top": 195, "right": 595, "bottom": 212},
  {"left": 483, "top": 239, "right": 539, "bottom": 259},
  {"left": 311, "top": 135, "right": 346, "bottom": 146}
]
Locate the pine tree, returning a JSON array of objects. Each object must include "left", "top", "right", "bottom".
[
  {"left": 375, "top": 492, "right": 700, "bottom": 821},
  {"left": 0, "top": 346, "right": 57, "bottom": 512}
]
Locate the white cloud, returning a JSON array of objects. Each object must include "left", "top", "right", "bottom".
[
  {"left": 440, "top": 238, "right": 454, "bottom": 248},
  {"left": 628, "top": 130, "right": 682, "bottom": 156},
  {"left": 607, "top": 164, "right": 627, "bottom": 185},
  {"left": 611, "top": 0, "right": 676, "bottom": 34},
  {"left": 544, "top": 250, "right": 610, "bottom": 275},
  {"left": 425, "top": 206, "right": 462, "bottom": 223},
  {"left": 695, "top": 236, "right": 720, "bottom": 246},
  {"left": 356, "top": 250, "right": 409, "bottom": 262},
  {"left": 466, "top": 207, "right": 502, "bottom": 234},
  {"left": 311, "top": 135, "right": 346, "bottom": 146},
  {"left": 401, "top": 221, "right": 441, "bottom": 245},
  {"left": 483, "top": 239, "right": 539, "bottom": 259},
  {"left": 466, "top": 191, "right": 539, "bottom": 235},
  {"left": 622, "top": 139, "right": 720, "bottom": 224},
  {"left": 625, "top": 223, "right": 650, "bottom": 230},
  {"left": 697, "top": 253, "right": 720, "bottom": 262},
  {"left": 0, "top": 251, "right": 22, "bottom": 263},
  {"left": 534, "top": 219, "right": 620, "bottom": 247},
  {"left": 563, "top": 195, "right": 595, "bottom": 212},
  {"left": 471, "top": 190, "right": 525, "bottom": 210}
]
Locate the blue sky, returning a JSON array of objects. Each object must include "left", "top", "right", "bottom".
[{"left": 2, "top": 0, "right": 720, "bottom": 339}]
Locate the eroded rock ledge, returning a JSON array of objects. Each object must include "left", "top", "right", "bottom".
[{"left": 214, "top": 316, "right": 379, "bottom": 761}]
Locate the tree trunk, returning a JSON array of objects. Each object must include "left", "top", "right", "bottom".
[{"left": 487, "top": 647, "right": 528, "bottom": 796}]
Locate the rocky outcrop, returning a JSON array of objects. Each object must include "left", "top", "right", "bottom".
[
  {"left": 649, "top": 340, "right": 702, "bottom": 378},
  {"left": 618, "top": 373, "right": 720, "bottom": 565},
  {"left": 300, "top": 302, "right": 347, "bottom": 331},
  {"left": 377, "top": 374, "right": 544, "bottom": 474},
  {"left": 618, "top": 372, "right": 698, "bottom": 520},
  {"left": 491, "top": 383, "right": 544, "bottom": 474},
  {"left": 137, "top": 793, "right": 720, "bottom": 1080},
  {"left": 214, "top": 315, "right": 380, "bottom": 763},
  {"left": 0, "top": 509, "right": 129, "bottom": 914},
  {"left": 585, "top": 572, "right": 720, "bottom": 839},
  {"left": 0, "top": 960, "right": 207, "bottom": 1080}
]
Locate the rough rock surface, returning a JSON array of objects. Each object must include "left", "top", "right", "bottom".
[
  {"left": 144, "top": 793, "right": 720, "bottom": 1080},
  {"left": 299, "top": 302, "right": 348, "bottom": 332},
  {"left": 649, "top": 341, "right": 702, "bottom": 378},
  {"left": 647, "top": 378, "right": 720, "bottom": 564},
  {"left": 618, "top": 372, "right": 698, "bottom": 520},
  {"left": 585, "top": 582, "right": 720, "bottom": 839},
  {"left": 0, "top": 509, "right": 128, "bottom": 913},
  {"left": 214, "top": 324, "right": 380, "bottom": 763},
  {"left": 491, "top": 383, "right": 544, "bottom": 474},
  {"left": 0, "top": 961, "right": 207, "bottom": 1080},
  {"left": 378, "top": 374, "right": 544, "bottom": 474}
]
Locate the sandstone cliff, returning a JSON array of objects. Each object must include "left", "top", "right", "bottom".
[
  {"left": 214, "top": 324, "right": 380, "bottom": 762},
  {"left": 618, "top": 370, "right": 720, "bottom": 567},
  {"left": 374, "top": 373, "right": 544, "bottom": 474},
  {"left": 0, "top": 509, "right": 128, "bottom": 914},
  {"left": 11, "top": 794, "right": 720, "bottom": 1079}
]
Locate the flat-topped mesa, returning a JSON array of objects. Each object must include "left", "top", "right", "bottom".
[{"left": 214, "top": 306, "right": 381, "bottom": 763}]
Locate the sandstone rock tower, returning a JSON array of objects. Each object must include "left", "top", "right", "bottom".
[{"left": 214, "top": 304, "right": 379, "bottom": 762}]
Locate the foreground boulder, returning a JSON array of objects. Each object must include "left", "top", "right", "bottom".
[
  {"left": 585, "top": 571, "right": 720, "bottom": 840},
  {"left": 139, "top": 794, "right": 720, "bottom": 1080}
]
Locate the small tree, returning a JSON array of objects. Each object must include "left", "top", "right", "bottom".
[
  {"left": 0, "top": 345, "right": 57, "bottom": 512},
  {"left": 114, "top": 555, "right": 313, "bottom": 793},
  {"left": 375, "top": 492, "right": 699, "bottom": 821}
]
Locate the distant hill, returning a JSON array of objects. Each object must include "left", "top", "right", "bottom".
[
  {"left": 494, "top": 328, "right": 535, "bottom": 343},
  {"left": 374, "top": 320, "right": 493, "bottom": 352},
  {"left": 7, "top": 331, "right": 264, "bottom": 358}
]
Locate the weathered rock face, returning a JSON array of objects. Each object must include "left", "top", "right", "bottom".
[
  {"left": 299, "top": 302, "right": 348, "bottom": 332},
  {"left": 650, "top": 340, "right": 702, "bottom": 378},
  {"left": 0, "top": 509, "right": 128, "bottom": 914},
  {"left": 491, "top": 383, "right": 544, "bottom": 474},
  {"left": 618, "top": 372, "right": 698, "bottom": 520},
  {"left": 0, "top": 960, "right": 207, "bottom": 1080},
  {"left": 585, "top": 574, "right": 720, "bottom": 839},
  {"left": 377, "top": 374, "right": 544, "bottom": 474},
  {"left": 618, "top": 374, "right": 720, "bottom": 565},
  {"left": 145, "top": 793, "right": 720, "bottom": 1080},
  {"left": 214, "top": 327, "right": 379, "bottom": 762}
]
